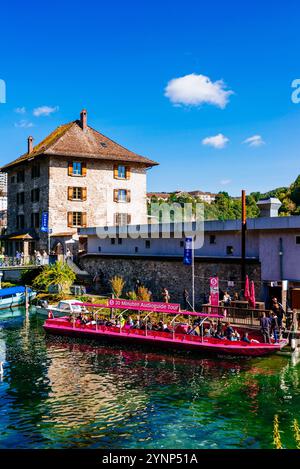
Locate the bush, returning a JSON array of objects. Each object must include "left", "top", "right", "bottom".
[
  {"left": 21, "top": 266, "right": 43, "bottom": 286},
  {"left": 33, "top": 261, "right": 76, "bottom": 294},
  {"left": 110, "top": 276, "right": 125, "bottom": 298}
]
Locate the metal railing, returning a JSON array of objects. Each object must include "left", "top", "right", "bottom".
[
  {"left": 0, "top": 256, "right": 49, "bottom": 267},
  {"left": 202, "top": 304, "right": 270, "bottom": 328}
]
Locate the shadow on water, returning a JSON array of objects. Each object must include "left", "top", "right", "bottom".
[{"left": 0, "top": 307, "right": 300, "bottom": 449}]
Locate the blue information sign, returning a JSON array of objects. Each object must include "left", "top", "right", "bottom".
[
  {"left": 183, "top": 237, "right": 193, "bottom": 265},
  {"left": 40, "top": 211, "right": 49, "bottom": 233}
]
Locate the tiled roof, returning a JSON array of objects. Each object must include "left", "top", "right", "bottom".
[{"left": 1, "top": 118, "right": 158, "bottom": 171}]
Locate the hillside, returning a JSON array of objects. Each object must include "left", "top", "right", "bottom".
[{"left": 148, "top": 175, "right": 300, "bottom": 220}]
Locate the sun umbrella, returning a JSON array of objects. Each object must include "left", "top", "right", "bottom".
[
  {"left": 249, "top": 281, "right": 256, "bottom": 308},
  {"left": 244, "top": 275, "right": 250, "bottom": 301}
]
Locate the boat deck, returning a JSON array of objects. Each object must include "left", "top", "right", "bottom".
[{"left": 43, "top": 317, "right": 287, "bottom": 357}]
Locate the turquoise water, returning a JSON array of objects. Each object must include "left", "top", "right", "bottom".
[{"left": 0, "top": 307, "right": 300, "bottom": 449}]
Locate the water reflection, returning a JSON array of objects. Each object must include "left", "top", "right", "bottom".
[{"left": 0, "top": 308, "right": 299, "bottom": 449}]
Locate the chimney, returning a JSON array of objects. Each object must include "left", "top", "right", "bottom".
[
  {"left": 80, "top": 109, "right": 87, "bottom": 131},
  {"left": 28, "top": 136, "right": 33, "bottom": 154},
  {"left": 257, "top": 198, "right": 282, "bottom": 218}
]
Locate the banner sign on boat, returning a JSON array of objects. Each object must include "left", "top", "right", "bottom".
[
  {"left": 183, "top": 237, "right": 193, "bottom": 265},
  {"left": 209, "top": 276, "right": 219, "bottom": 314},
  {"left": 40, "top": 211, "right": 49, "bottom": 233},
  {"left": 108, "top": 298, "right": 181, "bottom": 314}
]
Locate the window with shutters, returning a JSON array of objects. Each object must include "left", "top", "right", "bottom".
[
  {"left": 68, "top": 161, "right": 87, "bottom": 177},
  {"left": 67, "top": 212, "right": 87, "bottom": 227},
  {"left": 31, "top": 212, "right": 40, "bottom": 229},
  {"left": 113, "top": 164, "right": 130, "bottom": 180},
  {"left": 67, "top": 187, "right": 86, "bottom": 201},
  {"left": 31, "top": 164, "right": 40, "bottom": 179},
  {"left": 114, "top": 213, "right": 131, "bottom": 226},
  {"left": 17, "top": 192, "right": 25, "bottom": 205},
  {"left": 31, "top": 188, "right": 40, "bottom": 202},
  {"left": 114, "top": 189, "right": 131, "bottom": 203},
  {"left": 17, "top": 170, "right": 25, "bottom": 183},
  {"left": 16, "top": 214, "right": 25, "bottom": 229}
]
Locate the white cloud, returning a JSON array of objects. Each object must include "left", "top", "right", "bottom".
[
  {"left": 243, "top": 135, "right": 265, "bottom": 147},
  {"left": 220, "top": 179, "right": 232, "bottom": 185},
  {"left": 164, "top": 73, "right": 233, "bottom": 108},
  {"left": 202, "top": 133, "right": 229, "bottom": 149},
  {"left": 14, "top": 107, "right": 26, "bottom": 114},
  {"left": 33, "top": 105, "right": 59, "bottom": 117},
  {"left": 14, "top": 119, "right": 34, "bottom": 128}
]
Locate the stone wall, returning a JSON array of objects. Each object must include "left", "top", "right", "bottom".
[{"left": 80, "top": 254, "right": 261, "bottom": 307}]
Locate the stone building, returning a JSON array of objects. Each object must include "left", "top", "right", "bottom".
[{"left": 0, "top": 110, "right": 158, "bottom": 257}]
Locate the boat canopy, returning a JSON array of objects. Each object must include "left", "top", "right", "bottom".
[
  {"left": 0, "top": 286, "right": 32, "bottom": 296},
  {"left": 73, "top": 300, "right": 224, "bottom": 319}
]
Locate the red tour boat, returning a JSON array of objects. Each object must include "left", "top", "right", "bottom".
[{"left": 43, "top": 298, "right": 287, "bottom": 357}]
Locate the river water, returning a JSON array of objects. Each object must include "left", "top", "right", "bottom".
[{"left": 0, "top": 307, "right": 299, "bottom": 449}]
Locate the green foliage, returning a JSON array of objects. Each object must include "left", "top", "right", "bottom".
[
  {"left": 148, "top": 175, "right": 300, "bottom": 221},
  {"left": 127, "top": 290, "right": 138, "bottom": 300},
  {"left": 33, "top": 262, "right": 76, "bottom": 293},
  {"left": 21, "top": 267, "right": 43, "bottom": 286}
]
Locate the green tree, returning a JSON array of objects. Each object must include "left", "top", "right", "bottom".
[{"left": 33, "top": 261, "right": 76, "bottom": 293}]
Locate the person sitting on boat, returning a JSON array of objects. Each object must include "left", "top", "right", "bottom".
[
  {"left": 146, "top": 319, "right": 153, "bottom": 330},
  {"left": 241, "top": 332, "right": 260, "bottom": 344},
  {"left": 207, "top": 320, "right": 216, "bottom": 337},
  {"left": 232, "top": 330, "right": 240, "bottom": 341},
  {"left": 214, "top": 319, "right": 224, "bottom": 339},
  {"left": 225, "top": 322, "right": 235, "bottom": 341},
  {"left": 162, "top": 322, "right": 172, "bottom": 333},
  {"left": 133, "top": 316, "right": 142, "bottom": 329},
  {"left": 187, "top": 325, "right": 198, "bottom": 336},
  {"left": 126, "top": 316, "right": 134, "bottom": 327},
  {"left": 241, "top": 332, "right": 251, "bottom": 343}
]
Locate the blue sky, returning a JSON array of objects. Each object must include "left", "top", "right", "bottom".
[{"left": 0, "top": 0, "right": 299, "bottom": 196}]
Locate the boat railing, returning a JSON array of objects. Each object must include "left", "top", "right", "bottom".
[{"left": 202, "top": 304, "right": 270, "bottom": 328}]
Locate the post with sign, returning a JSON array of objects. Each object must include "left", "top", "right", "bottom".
[
  {"left": 183, "top": 236, "right": 195, "bottom": 311},
  {"left": 40, "top": 212, "right": 51, "bottom": 262},
  {"left": 210, "top": 276, "right": 219, "bottom": 314}
]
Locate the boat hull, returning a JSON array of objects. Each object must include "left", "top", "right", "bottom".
[
  {"left": 0, "top": 292, "right": 36, "bottom": 310},
  {"left": 43, "top": 320, "right": 287, "bottom": 357}
]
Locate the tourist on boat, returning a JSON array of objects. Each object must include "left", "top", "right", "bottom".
[
  {"left": 241, "top": 332, "right": 251, "bottom": 343},
  {"left": 133, "top": 316, "right": 142, "bottom": 329},
  {"left": 187, "top": 325, "right": 198, "bottom": 336},
  {"left": 120, "top": 316, "right": 126, "bottom": 328},
  {"left": 126, "top": 316, "right": 134, "bottom": 327},
  {"left": 225, "top": 322, "right": 235, "bottom": 341},
  {"left": 214, "top": 319, "right": 224, "bottom": 339},
  {"left": 260, "top": 312, "right": 271, "bottom": 343},
  {"left": 162, "top": 287, "right": 170, "bottom": 303},
  {"left": 241, "top": 331, "right": 260, "bottom": 344}
]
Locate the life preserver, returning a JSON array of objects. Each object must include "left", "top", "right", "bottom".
[{"left": 48, "top": 311, "right": 53, "bottom": 319}]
